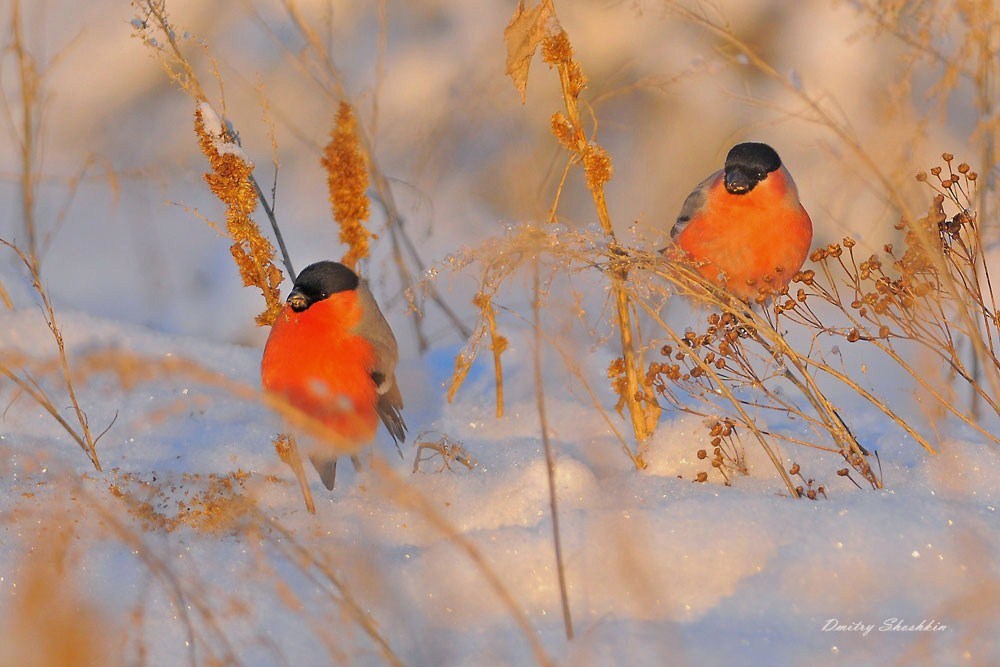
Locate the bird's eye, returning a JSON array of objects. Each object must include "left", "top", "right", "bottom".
[{"left": 757, "top": 171, "right": 767, "bottom": 180}]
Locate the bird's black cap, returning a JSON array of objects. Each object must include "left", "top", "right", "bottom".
[
  {"left": 287, "top": 261, "right": 359, "bottom": 312},
  {"left": 723, "top": 142, "right": 782, "bottom": 195}
]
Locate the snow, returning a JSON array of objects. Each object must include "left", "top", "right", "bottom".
[
  {"left": 197, "top": 102, "right": 253, "bottom": 163},
  {"left": 2, "top": 1, "right": 999, "bottom": 665},
  {"left": 1, "top": 299, "right": 998, "bottom": 665}
]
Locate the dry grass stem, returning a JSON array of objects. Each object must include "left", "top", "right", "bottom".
[
  {"left": 132, "top": 0, "right": 207, "bottom": 100},
  {"left": 473, "top": 292, "right": 507, "bottom": 418},
  {"left": 412, "top": 434, "right": 478, "bottom": 473},
  {"left": 1, "top": 239, "right": 103, "bottom": 470},
  {"left": 9, "top": 0, "right": 39, "bottom": 262},
  {"left": 532, "top": 261, "right": 574, "bottom": 640},
  {"left": 500, "top": 0, "right": 659, "bottom": 459},
  {"left": 273, "top": 434, "right": 316, "bottom": 514}
]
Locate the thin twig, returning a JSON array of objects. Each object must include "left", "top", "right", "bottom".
[
  {"left": 1, "top": 239, "right": 101, "bottom": 470},
  {"left": 532, "top": 260, "right": 574, "bottom": 640}
]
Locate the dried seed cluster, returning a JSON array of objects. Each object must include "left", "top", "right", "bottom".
[
  {"left": 321, "top": 102, "right": 373, "bottom": 271},
  {"left": 195, "top": 103, "right": 283, "bottom": 326},
  {"left": 691, "top": 419, "right": 745, "bottom": 485}
]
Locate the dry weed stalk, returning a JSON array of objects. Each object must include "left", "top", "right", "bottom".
[
  {"left": 131, "top": 0, "right": 206, "bottom": 100},
  {"left": 531, "top": 260, "right": 574, "bottom": 640},
  {"left": 322, "top": 101, "right": 374, "bottom": 270},
  {"left": 195, "top": 102, "right": 284, "bottom": 326},
  {"left": 693, "top": 419, "right": 746, "bottom": 486},
  {"left": 443, "top": 224, "right": 640, "bottom": 458},
  {"left": 446, "top": 248, "right": 521, "bottom": 412},
  {"left": 0, "top": 4, "right": 113, "bottom": 472},
  {"left": 474, "top": 291, "right": 508, "bottom": 418},
  {"left": 855, "top": 0, "right": 1000, "bottom": 415},
  {"left": 273, "top": 434, "right": 315, "bottom": 514},
  {"left": 783, "top": 156, "right": 1000, "bottom": 439},
  {"left": 412, "top": 433, "right": 477, "bottom": 473},
  {"left": 7, "top": 0, "right": 40, "bottom": 262},
  {"left": 503, "top": 0, "right": 659, "bottom": 460},
  {"left": 0, "top": 240, "right": 105, "bottom": 471}
]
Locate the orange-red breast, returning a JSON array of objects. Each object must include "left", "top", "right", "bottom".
[
  {"left": 669, "top": 142, "right": 813, "bottom": 301},
  {"left": 261, "top": 261, "right": 406, "bottom": 490}
]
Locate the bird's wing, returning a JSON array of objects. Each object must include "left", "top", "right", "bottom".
[
  {"left": 353, "top": 280, "right": 407, "bottom": 447},
  {"left": 671, "top": 169, "right": 721, "bottom": 240}
]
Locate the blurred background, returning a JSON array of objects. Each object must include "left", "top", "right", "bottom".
[{"left": 0, "top": 0, "right": 988, "bottom": 352}]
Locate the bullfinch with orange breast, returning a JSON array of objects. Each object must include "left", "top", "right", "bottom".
[
  {"left": 668, "top": 142, "right": 813, "bottom": 301},
  {"left": 261, "top": 261, "right": 406, "bottom": 490}
]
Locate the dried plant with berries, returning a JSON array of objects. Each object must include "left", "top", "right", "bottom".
[{"left": 784, "top": 155, "right": 1000, "bottom": 442}]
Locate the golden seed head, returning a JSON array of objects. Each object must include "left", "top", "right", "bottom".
[
  {"left": 195, "top": 104, "right": 283, "bottom": 327},
  {"left": 541, "top": 29, "right": 573, "bottom": 66},
  {"left": 582, "top": 144, "right": 613, "bottom": 191},
  {"left": 550, "top": 112, "right": 577, "bottom": 149},
  {"left": 322, "top": 102, "right": 373, "bottom": 270}
]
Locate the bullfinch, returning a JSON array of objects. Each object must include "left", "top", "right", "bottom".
[
  {"left": 669, "top": 142, "right": 813, "bottom": 301},
  {"left": 261, "top": 261, "right": 406, "bottom": 490}
]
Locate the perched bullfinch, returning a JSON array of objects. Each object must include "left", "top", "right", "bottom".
[
  {"left": 261, "top": 261, "right": 406, "bottom": 490},
  {"left": 668, "top": 142, "right": 813, "bottom": 301}
]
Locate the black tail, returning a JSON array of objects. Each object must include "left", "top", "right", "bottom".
[{"left": 377, "top": 383, "right": 407, "bottom": 456}]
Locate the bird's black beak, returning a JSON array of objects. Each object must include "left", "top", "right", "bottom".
[
  {"left": 287, "top": 288, "right": 310, "bottom": 312},
  {"left": 724, "top": 169, "right": 758, "bottom": 195}
]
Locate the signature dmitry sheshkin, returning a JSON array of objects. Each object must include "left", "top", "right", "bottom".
[{"left": 822, "top": 618, "right": 948, "bottom": 637}]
